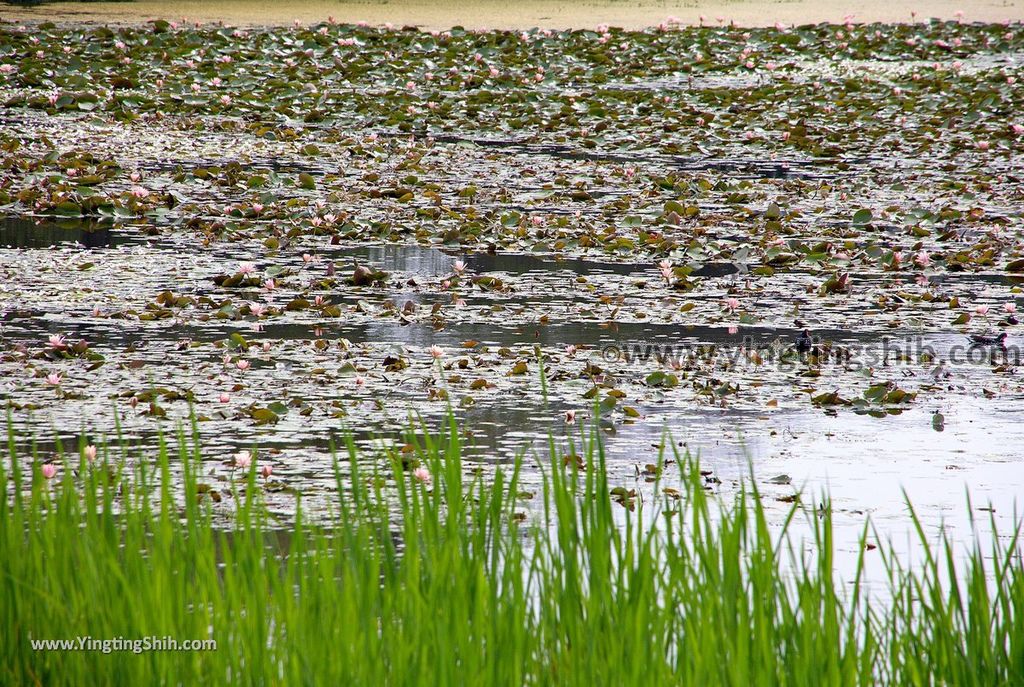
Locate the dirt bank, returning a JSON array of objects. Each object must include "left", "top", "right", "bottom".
[{"left": 2, "top": 0, "right": 1021, "bottom": 30}]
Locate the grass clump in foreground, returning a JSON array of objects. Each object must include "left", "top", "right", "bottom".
[{"left": 1, "top": 415, "right": 1023, "bottom": 686}]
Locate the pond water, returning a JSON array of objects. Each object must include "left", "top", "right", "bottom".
[{"left": 1, "top": 17, "right": 1023, "bottom": 582}]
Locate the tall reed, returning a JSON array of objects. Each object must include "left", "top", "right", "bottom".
[{"left": 1, "top": 415, "right": 1021, "bottom": 685}]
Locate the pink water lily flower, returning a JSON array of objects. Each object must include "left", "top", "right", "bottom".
[
  {"left": 83, "top": 445, "right": 97, "bottom": 463},
  {"left": 45, "top": 372, "right": 62, "bottom": 386},
  {"left": 234, "top": 450, "right": 252, "bottom": 469},
  {"left": 453, "top": 259, "right": 466, "bottom": 274},
  {"left": 412, "top": 467, "right": 431, "bottom": 484},
  {"left": 723, "top": 297, "right": 740, "bottom": 312},
  {"left": 47, "top": 334, "right": 67, "bottom": 350},
  {"left": 41, "top": 464, "right": 57, "bottom": 480},
  {"left": 236, "top": 359, "right": 251, "bottom": 371},
  {"left": 1004, "top": 303, "right": 1017, "bottom": 314},
  {"left": 238, "top": 261, "right": 257, "bottom": 275},
  {"left": 429, "top": 345, "right": 444, "bottom": 359}
]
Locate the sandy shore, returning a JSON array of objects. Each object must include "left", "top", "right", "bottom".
[{"left": 1, "top": 0, "right": 1021, "bottom": 30}]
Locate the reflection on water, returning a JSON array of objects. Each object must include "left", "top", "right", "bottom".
[
  {"left": 331, "top": 243, "right": 747, "bottom": 284},
  {"left": 0, "top": 216, "right": 132, "bottom": 249},
  {"left": 332, "top": 243, "right": 649, "bottom": 277}
]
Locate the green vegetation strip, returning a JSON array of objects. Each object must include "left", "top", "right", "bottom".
[{"left": 1, "top": 415, "right": 1022, "bottom": 685}]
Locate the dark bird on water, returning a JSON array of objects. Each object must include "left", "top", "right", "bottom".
[
  {"left": 968, "top": 332, "right": 1008, "bottom": 348},
  {"left": 795, "top": 329, "right": 814, "bottom": 354}
]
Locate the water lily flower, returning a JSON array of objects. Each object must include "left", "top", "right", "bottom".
[
  {"left": 48, "top": 334, "right": 67, "bottom": 350},
  {"left": 234, "top": 450, "right": 252, "bottom": 469},
  {"left": 1004, "top": 303, "right": 1017, "bottom": 314},
  {"left": 219, "top": 392, "right": 230, "bottom": 403},
  {"left": 977, "top": 140, "right": 990, "bottom": 151},
  {"left": 453, "top": 259, "right": 466, "bottom": 274},
  {"left": 565, "top": 345, "right": 577, "bottom": 356},
  {"left": 976, "top": 305, "right": 990, "bottom": 316},
  {"left": 412, "top": 467, "right": 431, "bottom": 484},
  {"left": 41, "top": 464, "right": 57, "bottom": 480},
  {"left": 565, "top": 410, "right": 576, "bottom": 424},
  {"left": 251, "top": 203, "right": 263, "bottom": 214},
  {"left": 355, "top": 375, "right": 366, "bottom": 386},
  {"left": 238, "top": 261, "right": 257, "bottom": 275},
  {"left": 914, "top": 251, "right": 931, "bottom": 267},
  {"left": 261, "top": 464, "right": 273, "bottom": 479},
  {"left": 83, "top": 445, "right": 97, "bottom": 463},
  {"left": 723, "top": 297, "right": 740, "bottom": 312},
  {"left": 45, "top": 372, "right": 62, "bottom": 386},
  {"left": 429, "top": 345, "right": 444, "bottom": 359},
  {"left": 237, "top": 359, "right": 251, "bottom": 371},
  {"left": 249, "top": 303, "right": 266, "bottom": 317},
  {"left": 1012, "top": 124, "right": 1024, "bottom": 136}
]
